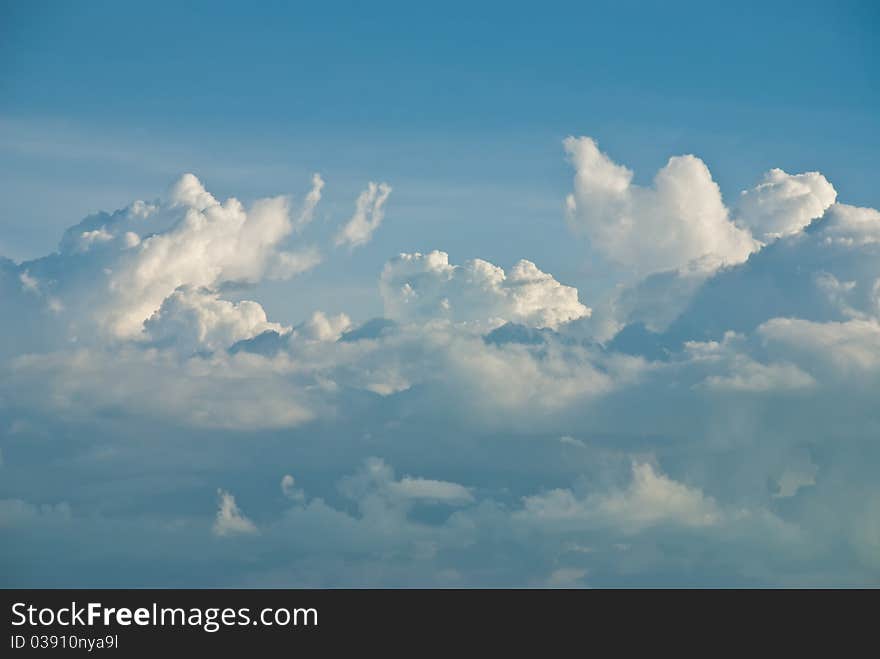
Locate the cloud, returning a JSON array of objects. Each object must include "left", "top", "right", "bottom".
[
  {"left": 518, "top": 462, "right": 721, "bottom": 533},
  {"left": 213, "top": 489, "right": 257, "bottom": 536},
  {"left": 773, "top": 458, "right": 818, "bottom": 499},
  {"left": 145, "top": 287, "right": 288, "bottom": 354},
  {"left": 545, "top": 567, "right": 588, "bottom": 587},
  {"left": 389, "top": 477, "right": 474, "bottom": 504},
  {"left": 380, "top": 251, "right": 590, "bottom": 330},
  {"left": 618, "top": 201, "right": 880, "bottom": 344},
  {"left": 734, "top": 168, "right": 836, "bottom": 242},
  {"left": 819, "top": 203, "right": 880, "bottom": 246},
  {"left": 104, "top": 175, "right": 319, "bottom": 337},
  {"left": 335, "top": 182, "right": 392, "bottom": 249},
  {"left": 280, "top": 474, "right": 305, "bottom": 502},
  {"left": 295, "top": 311, "right": 352, "bottom": 342},
  {"left": 684, "top": 332, "right": 816, "bottom": 392},
  {"left": 4, "top": 144, "right": 880, "bottom": 586},
  {"left": 562, "top": 139, "right": 843, "bottom": 340},
  {"left": 294, "top": 174, "right": 325, "bottom": 230},
  {"left": 5, "top": 348, "right": 317, "bottom": 430},
  {"left": 338, "top": 458, "right": 473, "bottom": 510},
  {"left": 564, "top": 136, "right": 758, "bottom": 276},
  {"left": 5, "top": 174, "right": 330, "bottom": 348}
]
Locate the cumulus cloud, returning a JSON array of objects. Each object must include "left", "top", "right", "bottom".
[
  {"left": 758, "top": 317, "right": 880, "bottom": 376},
  {"left": 335, "top": 182, "right": 392, "bottom": 249},
  {"left": 213, "top": 489, "right": 257, "bottom": 536},
  {"left": 104, "top": 174, "right": 320, "bottom": 337},
  {"left": 145, "top": 287, "right": 288, "bottom": 354},
  {"left": 562, "top": 139, "right": 846, "bottom": 340},
  {"left": 4, "top": 143, "right": 880, "bottom": 586},
  {"left": 2, "top": 172, "right": 389, "bottom": 355},
  {"left": 565, "top": 136, "right": 758, "bottom": 276},
  {"left": 295, "top": 311, "right": 352, "bottom": 342},
  {"left": 380, "top": 250, "right": 590, "bottom": 330},
  {"left": 519, "top": 462, "right": 721, "bottom": 533},
  {"left": 818, "top": 203, "right": 880, "bottom": 246},
  {"left": 734, "top": 168, "right": 836, "bottom": 241}
]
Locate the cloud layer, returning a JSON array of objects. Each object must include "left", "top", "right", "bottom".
[{"left": 2, "top": 139, "right": 880, "bottom": 586}]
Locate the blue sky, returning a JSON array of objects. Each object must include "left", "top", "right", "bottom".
[
  {"left": 2, "top": 0, "right": 878, "bottom": 320},
  {"left": 3, "top": 0, "right": 877, "bottom": 249},
  {"left": 1, "top": 1, "right": 879, "bottom": 586}
]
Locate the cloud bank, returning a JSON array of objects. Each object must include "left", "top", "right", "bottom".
[{"left": 2, "top": 139, "right": 879, "bottom": 587}]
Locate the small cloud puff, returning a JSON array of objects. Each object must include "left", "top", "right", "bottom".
[
  {"left": 380, "top": 250, "right": 590, "bottom": 330},
  {"left": 145, "top": 287, "right": 288, "bottom": 354},
  {"left": 281, "top": 474, "right": 306, "bottom": 502},
  {"left": 213, "top": 489, "right": 257, "bottom": 537}
]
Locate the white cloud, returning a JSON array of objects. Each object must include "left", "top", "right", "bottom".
[
  {"left": 735, "top": 168, "right": 836, "bottom": 241},
  {"left": 5, "top": 143, "right": 880, "bottom": 586},
  {"left": 519, "top": 462, "right": 721, "bottom": 533},
  {"left": 105, "top": 175, "right": 316, "bottom": 337},
  {"left": 335, "top": 182, "right": 392, "bottom": 249},
  {"left": 380, "top": 250, "right": 590, "bottom": 330},
  {"left": 818, "top": 203, "right": 880, "bottom": 246},
  {"left": 564, "top": 136, "right": 758, "bottom": 276},
  {"left": 213, "top": 489, "right": 257, "bottom": 536},
  {"left": 145, "top": 287, "right": 288, "bottom": 353},
  {"left": 389, "top": 476, "right": 474, "bottom": 504},
  {"left": 295, "top": 311, "right": 352, "bottom": 342}
]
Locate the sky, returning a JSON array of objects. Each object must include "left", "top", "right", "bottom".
[{"left": 1, "top": 1, "right": 879, "bottom": 586}]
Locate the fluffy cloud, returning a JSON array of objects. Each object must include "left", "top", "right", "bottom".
[
  {"left": 3, "top": 148, "right": 880, "bottom": 587},
  {"left": 565, "top": 136, "right": 758, "bottom": 276},
  {"left": 3, "top": 174, "right": 330, "bottom": 350},
  {"left": 735, "top": 168, "right": 836, "bottom": 241},
  {"left": 295, "top": 311, "right": 352, "bottom": 342},
  {"left": 819, "top": 203, "right": 880, "bottom": 246},
  {"left": 104, "top": 174, "right": 323, "bottom": 337},
  {"left": 563, "top": 138, "right": 844, "bottom": 339},
  {"left": 145, "top": 287, "right": 288, "bottom": 354},
  {"left": 380, "top": 251, "right": 590, "bottom": 330}
]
